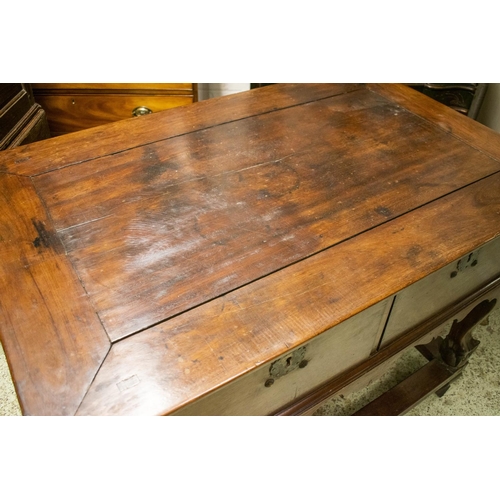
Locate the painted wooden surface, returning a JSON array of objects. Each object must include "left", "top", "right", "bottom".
[
  {"left": 1, "top": 84, "right": 500, "bottom": 415},
  {"left": 381, "top": 237, "right": 500, "bottom": 347},
  {"left": 169, "top": 300, "right": 390, "bottom": 416}
]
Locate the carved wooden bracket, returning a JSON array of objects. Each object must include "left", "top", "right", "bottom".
[
  {"left": 439, "top": 299, "right": 497, "bottom": 368},
  {"left": 352, "top": 298, "right": 498, "bottom": 415}
]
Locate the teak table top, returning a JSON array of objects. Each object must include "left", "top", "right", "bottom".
[{"left": 1, "top": 84, "right": 500, "bottom": 415}]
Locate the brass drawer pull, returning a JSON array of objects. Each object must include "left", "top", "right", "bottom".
[{"left": 132, "top": 106, "right": 153, "bottom": 117}]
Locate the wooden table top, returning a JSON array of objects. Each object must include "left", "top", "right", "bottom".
[{"left": 1, "top": 83, "right": 500, "bottom": 415}]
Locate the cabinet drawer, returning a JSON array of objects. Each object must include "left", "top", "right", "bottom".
[
  {"left": 0, "top": 88, "right": 32, "bottom": 139},
  {"left": 32, "top": 83, "right": 193, "bottom": 93},
  {"left": 35, "top": 94, "right": 194, "bottom": 135},
  {"left": 1, "top": 105, "right": 50, "bottom": 150},
  {"left": 173, "top": 298, "right": 390, "bottom": 416},
  {"left": 380, "top": 236, "right": 500, "bottom": 348},
  {"left": 6, "top": 107, "right": 50, "bottom": 149}
]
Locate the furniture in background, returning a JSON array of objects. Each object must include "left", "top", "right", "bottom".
[
  {"left": 250, "top": 83, "right": 274, "bottom": 89},
  {"left": 197, "top": 84, "right": 250, "bottom": 101},
  {"left": 407, "top": 83, "right": 488, "bottom": 120},
  {"left": 31, "top": 83, "right": 197, "bottom": 136},
  {"left": 0, "top": 84, "right": 50, "bottom": 150}
]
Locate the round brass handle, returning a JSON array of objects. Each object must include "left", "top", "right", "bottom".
[{"left": 132, "top": 106, "right": 153, "bottom": 117}]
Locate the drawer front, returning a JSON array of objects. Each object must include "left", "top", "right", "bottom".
[
  {"left": 0, "top": 89, "right": 32, "bottom": 138},
  {"left": 173, "top": 299, "right": 391, "bottom": 416},
  {"left": 7, "top": 107, "right": 50, "bottom": 149},
  {"left": 1, "top": 105, "right": 50, "bottom": 150},
  {"left": 32, "top": 83, "right": 193, "bottom": 93},
  {"left": 380, "top": 236, "right": 500, "bottom": 348},
  {"left": 0, "top": 83, "right": 23, "bottom": 109},
  {"left": 35, "top": 94, "right": 194, "bottom": 135}
]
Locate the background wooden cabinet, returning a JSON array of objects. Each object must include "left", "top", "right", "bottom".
[
  {"left": 0, "top": 83, "right": 50, "bottom": 150},
  {"left": 32, "top": 83, "right": 197, "bottom": 136}
]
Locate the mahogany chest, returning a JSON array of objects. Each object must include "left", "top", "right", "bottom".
[
  {"left": 0, "top": 83, "right": 499, "bottom": 415},
  {"left": 31, "top": 83, "right": 197, "bottom": 136}
]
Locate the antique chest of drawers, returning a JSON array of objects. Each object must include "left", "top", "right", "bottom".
[
  {"left": 31, "top": 83, "right": 196, "bottom": 136},
  {"left": 0, "top": 83, "right": 499, "bottom": 416},
  {"left": 0, "top": 84, "right": 50, "bottom": 150}
]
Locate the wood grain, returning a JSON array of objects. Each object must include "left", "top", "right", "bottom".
[
  {"left": 368, "top": 84, "right": 500, "bottom": 162},
  {"left": 77, "top": 172, "right": 500, "bottom": 415},
  {"left": 31, "top": 84, "right": 197, "bottom": 136},
  {"left": 31, "top": 83, "right": 194, "bottom": 92},
  {"left": 0, "top": 84, "right": 361, "bottom": 176},
  {"left": 352, "top": 359, "right": 460, "bottom": 416},
  {"left": 0, "top": 174, "right": 109, "bottom": 415},
  {"left": 32, "top": 89, "right": 500, "bottom": 341},
  {"left": 35, "top": 94, "right": 194, "bottom": 135},
  {"left": 172, "top": 299, "right": 390, "bottom": 416}
]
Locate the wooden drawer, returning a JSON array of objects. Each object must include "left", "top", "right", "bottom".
[
  {"left": 34, "top": 94, "right": 194, "bottom": 135},
  {"left": 31, "top": 83, "right": 196, "bottom": 136},
  {"left": 0, "top": 87, "right": 32, "bottom": 139},
  {"left": 32, "top": 83, "right": 193, "bottom": 93},
  {"left": 0, "top": 84, "right": 50, "bottom": 150},
  {"left": 1, "top": 106, "right": 50, "bottom": 150},
  {"left": 380, "top": 236, "right": 500, "bottom": 348},
  {"left": 173, "top": 299, "right": 390, "bottom": 416}
]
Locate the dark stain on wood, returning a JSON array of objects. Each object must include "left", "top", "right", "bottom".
[
  {"left": 141, "top": 146, "right": 182, "bottom": 185},
  {"left": 31, "top": 218, "right": 58, "bottom": 250},
  {"left": 406, "top": 245, "right": 423, "bottom": 266},
  {"left": 375, "top": 206, "right": 392, "bottom": 217}
]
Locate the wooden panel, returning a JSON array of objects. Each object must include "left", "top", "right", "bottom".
[
  {"left": 35, "top": 94, "right": 194, "bottom": 135},
  {"left": 0, "top": 83, "right": 22, "bottom": 109},
  {"left": 32, "top": 89, "right": 500, "bottom": 341},
  {"left": 6, "top": 108, "right": 50, "bottom": 148},
  {"left": 0, "top": 84, "right": 48, "bottom": 151},
  {"left": 352, "top": 359, "right": 460, "bottom": 416},
  {"left": 1, "top": 105, "right": 50, "bottom": 150},
  {"left": 381, "top": 237, "right": 500, "bottom": 347},
  {"left": 32, "top": 83, "right": 193, "bottom": 93},
  {"left": 368, "top": 83, "right": 500, "bottom": 163},
  {"left": 0, "top": 174, "right": 109, "bottom": 415},
  {"left": 0, "top": 84, "right": 362, "bottom": 176},
  {"left": 173, "top": 300, "right": 390, "bottom": 416},
  {"left": 0, "top": 89, "right": 32, "bottom": 138},
  {"left": 76, "top": 174, "right": 500, "bottom": 416}
]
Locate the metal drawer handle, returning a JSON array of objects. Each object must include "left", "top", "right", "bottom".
[{"left": 132, "top": 106, "right": 153, "bottom": 117}]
